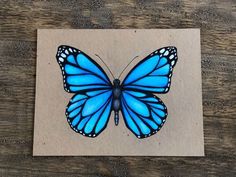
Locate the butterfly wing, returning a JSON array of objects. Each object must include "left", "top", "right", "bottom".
[
  {"left": 121, "top": 47, "right": 178, "bottom": 138},
  {"left": 56, "top": 45, "right": 112, "bottom": 93},
  {"left": 121, "top": 90, "right": 167, "bottom": 138},
  {"left": 56, "top": 45, "right": 113, "bottom": 137},
  {"left": 66, "top": 89, "right": 113, "bottom": 137},
  {"left": 122, "top": 46, "right": 178, "bottom": 93}
]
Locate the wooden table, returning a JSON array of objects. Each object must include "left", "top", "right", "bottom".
[{"left": 0, "top": 1, "right": 235, "bottom": 176}]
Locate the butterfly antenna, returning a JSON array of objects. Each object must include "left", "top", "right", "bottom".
[
  {"left": 118, "top": 55, "right": 139, "bottom": 79},
  {"left": 95, "top": 54, "right": 115, "bottom": 79}
]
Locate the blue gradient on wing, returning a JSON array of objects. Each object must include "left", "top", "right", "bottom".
[
  {"left": 72, "top": 94, "right": 87, "bottom": 102},
  {"left": 77, "top": 54, "right": 109, "bottom": 83},
  {"left": 77, "top": 116, "right": 90, "bottom": 130},
  {"left": 124, "top": 86, "right": 165, "bottom": 93},
  {"left": 95, "top": 100, "right": 112, "bottom": 134},
  {"left": 121, "top": 100, "right": 140, "bottom": 136},
  {"left": 67, "top": 55, "right": 77, "bottom": 64},
  {"left": 69, "top": 85, "right": 110, "bottom": 92},
  {"left": 151, "top": 111, "right": 162, "bottom": 125},
  {"left": 149, "top": 103, "right": 165, "bottom": 110},
  {"left": 125, "top": 90, "right": 146, "bottom": 97},
  {"left": 121, "top": 90, "right": 167, "bottom": 138},
  {"left": 86, "top": 90, "right": 108, "bottom": 97},
  {"left": 67, "top": 100, "right": 84, "bottom": 112},
  {"left": 84, "top": 105, "right": 105, "bottom": 134},
  {"left": 124, "top": 55, "right": 160, "bottom": 84},
  {"left": 66, "top": 90, "right": 112, "bottom": 137},
  {"left": 128, "top": 107, "right": 151, "bottom": 135},
  {"left": 65, "top": 64, "right": 88, "bottom": 75},
  {"left": 122, "top": 92, "right": 149, "bottom": 117},
  {"left": 69, "top": 108, "right": 80, "bottom": 118},
  {"left": 72, "top": 115, "right": 81, "bottom": 126},
  {"left": 142, "top": 117, "right": 158, "bottom": 129},
  {"left": 82, "top": 91, "right": 112, "bottom": 116},
  {"left": 153, "top": 108, "right": 166, "bottom": 118},
  {"left": 133, "top": 76, "right": 168, "bottom": 87},
  {"left": 156, "top": 57, "right": 167, "bottom": 68},
  {"left": 67, "top": 75, "right": 106, "bottom": 85},
  {"left": 150, "top": 64, "right": 170, "bottom": 75}
]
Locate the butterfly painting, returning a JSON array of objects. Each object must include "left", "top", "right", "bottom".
[{"left": 56, "top": 45, "right": 178, "bottom": 139}]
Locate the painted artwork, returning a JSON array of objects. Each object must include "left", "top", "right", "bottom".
[
  {"left": 34, "top": 29, "right": 204, "bottom": 156},
  {"left": 56, "top": 45, "right": 178, "bottom": 139}
]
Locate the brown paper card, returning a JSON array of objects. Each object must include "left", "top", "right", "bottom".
[{"left": 33, "top": 29, "right": 204, "bottom": 156}]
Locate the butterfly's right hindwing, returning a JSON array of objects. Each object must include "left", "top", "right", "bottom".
[{"left": 121, "top": 90, "right": 167, "bottom": 139}]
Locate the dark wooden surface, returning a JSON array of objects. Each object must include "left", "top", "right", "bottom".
[{"left": 0, "top": 0, "right": 235, "bottom": 176}]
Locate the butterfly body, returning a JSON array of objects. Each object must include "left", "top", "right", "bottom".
[
  {"left": 112, "top": 79, "right": 122, "bottom": 125},
  {"left": 56, "top": 45, "right": 178, "bottom": 139}
]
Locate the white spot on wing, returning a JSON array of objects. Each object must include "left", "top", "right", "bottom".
[
  {"left": 163, "top": 50, "right": 169, "bottom": 56},
  {"left": 169, "top": 54, "right": 174, "bottom": 59},
  {"left": 171, "top": 60, "right": 175, "bottom": 66},
  {"left": 160, "top": 48, "right": 165, "bottom": 53},
  {"left": 59, "top": 57, "right": 64, "bottom": 62},
  {"left": 61, "top": 53, "right": 66, "bottom": 58}
]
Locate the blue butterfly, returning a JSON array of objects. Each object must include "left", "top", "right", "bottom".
[{"left": 56, "top": 45, "right": 178, "bottom": 139}]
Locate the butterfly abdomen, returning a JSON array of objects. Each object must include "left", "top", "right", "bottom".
[{"left": 112, "top": 79, "right": 121, "bottom": 125}]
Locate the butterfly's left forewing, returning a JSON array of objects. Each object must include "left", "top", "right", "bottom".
[{"left": 56, "top": 45, "right": 112, "bottom": 93}]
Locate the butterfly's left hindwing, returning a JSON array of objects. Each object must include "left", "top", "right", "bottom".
[
  {"left": 56, "top": 45, "right": 112, "bottom": 93},
  {"left": 121, "top": 90, "right": 167, "bottom": 139}
]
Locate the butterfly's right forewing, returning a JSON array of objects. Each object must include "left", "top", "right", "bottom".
[{"left": 122, "top": 47, "right": 178, "bottom": 93}]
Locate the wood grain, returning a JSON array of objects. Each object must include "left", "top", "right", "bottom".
[{"left": 0, "top": 0, "right": 235, "bottom": 176}]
